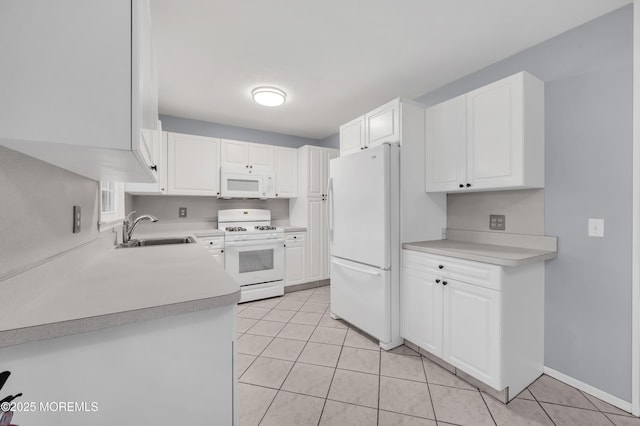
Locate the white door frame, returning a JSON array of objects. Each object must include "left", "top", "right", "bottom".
[{"left": 633, "top": 0, "right": 639, "bottom": 417}]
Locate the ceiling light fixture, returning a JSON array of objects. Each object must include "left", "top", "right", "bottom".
[{"left": 251, "top": 86, "right": 286, "bottom": 107}]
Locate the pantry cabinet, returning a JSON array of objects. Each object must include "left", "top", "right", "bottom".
[
  {"left": 285, "top": 232, "right": 306, "bottom": 286},
  {"left": 290, "top": 145, "right": 338, "bottom": 282},
  {"left": 274, "top": 147, "right": 298, "bottom": 198},
  {"left": 402, "top": 249, "right": 544, "bottom": 400},
  {"left": 425, "top": 71, "right": 544, "bottom": 193},
  {"left": 167, "top": 133, "right": 221, "bottom": 196},
  {"left": 220, "top": 139, "right": 274, "bottom": 169},
  {"left": 0, "top": 0, "right": 158, "bottom": 183}
]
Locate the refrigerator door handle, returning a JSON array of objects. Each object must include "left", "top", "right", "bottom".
[
  {"left": 332, "top": 259, "right": 381, "bottom": 277},
  {"left": 325, "top": 177, "right": 333, "bottom": 237}
]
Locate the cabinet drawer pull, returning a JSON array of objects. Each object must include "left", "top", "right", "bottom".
[
  {"left": 438, "top": 265, "right": 444, "bottom": 269},
  {"left": 435, "top": 279, "right": 441, "bottom": 283},
  {"left": 466, "top": 183, "right": 471, "bottom": 188},
  {"left": 442, "top": 281, "right": 448, "bottom": 285},
  {"left": 150, "top": 164, "right": 158, "bottom": 171},
  {"left": 459, "top": 184, "right": 464, "bottom": 188}
]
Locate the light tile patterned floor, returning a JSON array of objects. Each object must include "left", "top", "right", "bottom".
[{"left": 236, "top": 286, "right": 637, "bottom": 426}]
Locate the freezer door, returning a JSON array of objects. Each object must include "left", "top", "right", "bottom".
[
  {"left": 328, "top": 144, "right": 390, "bottom": 269},
  {"left": 330, "top": 257, "right": 391, "bottom": 342}
]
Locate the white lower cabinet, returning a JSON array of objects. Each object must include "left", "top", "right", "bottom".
[
  {"left": 197, "top": 235, "right": 225, "bottom": 265},
  {"left": 402, "top": 249, "right": 544, "bottom": 400},
  {"left": 285, "top": 232, "right": 306, "bottom": 286}
]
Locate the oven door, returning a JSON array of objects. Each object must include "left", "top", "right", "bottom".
[
  {"left": 225, "top": 238, "right": 285, "bottom": 286},
  {"left": 220, "top": 169, "right": 265, "bottom": 198}
]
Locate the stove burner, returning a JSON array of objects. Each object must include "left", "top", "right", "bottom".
[
  {"left": 255, "top": 225, "right": 277, "bottom": 231},
  {"left": 225, "top": 226, "right": 247, "bottom": 232}
]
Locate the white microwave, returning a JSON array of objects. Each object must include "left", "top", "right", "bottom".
[{"left": 220, "top": 166, "right": 275, "bottom": 199}]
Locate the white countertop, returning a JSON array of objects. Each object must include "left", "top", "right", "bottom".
[
  {"left": 0, "top": 232, "right": 240, "bottom": 348},
  {"left": 403, "top": 229, "right": 558, "bottom": 267}
]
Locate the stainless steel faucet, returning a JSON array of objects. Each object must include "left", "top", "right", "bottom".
[{"left": 123, "top": 211, "right": 159, "bottom": 243}]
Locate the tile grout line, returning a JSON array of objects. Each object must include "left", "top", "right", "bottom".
[
  {"left": 421, "top": 351, "right": 439, "bottom": 424},
  {"left": 478, "top": 391, "right": 498, "bottom": 426},
  {"left": 527, "top": 388, "right": 557, "bottom": 426}
]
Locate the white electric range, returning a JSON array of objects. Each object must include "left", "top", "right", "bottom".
[{"left": 218, "top": 209, "right": 285, "bottom": 303}]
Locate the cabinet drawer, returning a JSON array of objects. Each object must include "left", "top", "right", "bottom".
[
  {"left": 285, "top": 232, "right": 305, "bottom": 243},
  {"left": 198, "top": 236, "right": 225, "bottom": 249},
  {"left": 403, "top": 250, "right": 500, "bottom": 291}
]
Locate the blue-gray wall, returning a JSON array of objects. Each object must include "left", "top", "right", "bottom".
[
  {"left": 416, "top": 5, "right": 633, "bottom": 401},
  {"left": 160, "top": 114, "right": 339, "bottom": 149}
]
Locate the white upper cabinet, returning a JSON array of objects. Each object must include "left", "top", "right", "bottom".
[
  {"left": 339, "top": 115, "right": 365, "bottom": 156},
  {"left": 126, "top": 125, "right": 168, "bottom": 195},
  {"left": 274, "top": 147, "right": 298, "bottom": 198},
  {"left": 0, "top": 0, "right": 158, "bottom": 183},
  {"left": 220, "top": 139, "right": 274, "bottom": 169},
  {"left": 425, "top": 95, "right": 467, "bottom": 192},
  {"left": 425, "top": 71, "right": 544, "bottom": 193},
  {"left": 366, "top": 98, "right": 400, "bottom": 147},
  {"left": 167, "top": 133, "right": 221, "bottom": 196}
]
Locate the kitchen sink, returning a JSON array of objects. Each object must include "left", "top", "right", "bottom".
[{"left": 116, "top": 236, "right": 196, "bottom": 249}]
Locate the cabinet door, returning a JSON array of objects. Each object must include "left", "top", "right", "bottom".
[
  {"left": 248, "top": 144, "right": 274, "bottom": 168},
  {"left": 467, "top": 74, "right": 524, "bottom": 190},
  {"left": 307, "top": 198, "right": 324, "bottom": 281},
  {"left": 274, "top": 147, "right": 298, "bottom": 198},
  {"left": 425, "top": 95, "right": 467, "bottom": 192},
  {"left": 126, "top": 126, "right": 168, "bottom": 194},
  {"left": 443, "top": 280, "right": 501, "bottom": 389},
  {"left": 366, "top": 98, "right": 400, "bottom": 147},
  {"left": 340, "top": 115, "right": 365, "bottom": 156},
  {"left": 401, "top": 267, "right": 443, "bottom": 357},
  {"left": 168, "top": 133, "right": 221, "bottom": 196},
  {"left": 307, "top": 147, "right": 324, "bottom": 197},
  {"left": 285, "top": 242, "right": 305, "bottom": 286},
  {"left": 210, "top": 250, "right": 225, "bottom": 265},
  {"left": 220, "top": 139, "right": 250, "bottom": 167}
]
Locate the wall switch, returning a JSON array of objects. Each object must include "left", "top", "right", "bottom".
[
  {"left": 73, "top": 205, "right": 81, "bottom": 233},
  {"left": 489, "top": 214, "right": 505, "bottom": 231},
  {"left": 588, "top": 218, "right": 604, "bottom": 237},
  {"left": 178, "top": 207, "right": 188, "bottom": 218}
]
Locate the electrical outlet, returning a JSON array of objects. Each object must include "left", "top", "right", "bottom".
[
  {"left": 588, "top": 218, "right": 604, "bottom": 237},
  {"left": 178, "top": 207, "right": 188, "bottom": 218},
  {"left": 73, "top": 205, "right": 81, "bottom": 233},
  {"left": 489, "top": 214, "right": 505, "bottom": 231}
]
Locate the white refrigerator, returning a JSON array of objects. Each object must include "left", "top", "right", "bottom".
[{"left": 327, "top": 143, "right": 402, "bottom": 350}]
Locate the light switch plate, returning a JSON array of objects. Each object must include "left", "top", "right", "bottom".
[
  {"left": 489, "top": 214, "right": 505, "bottom": 231},
  {"left": 178, "top": 207, "right": 188, "bottom": 218},
  {"left": 588, "top": 218, "right": 604, "bottom": 237}
]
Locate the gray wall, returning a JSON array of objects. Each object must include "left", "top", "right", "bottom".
[
  {"left": 160, "top": 114, "right": 331, "bottom": 149},
  {"left": 131, "top": 196, "right": 290, "bottom": 223},
  {"left": 0, "top": 146, "right": 100, "bottom": 279},
  {"left": 417, "top": 5, "right": 633, "bottom": 401}
]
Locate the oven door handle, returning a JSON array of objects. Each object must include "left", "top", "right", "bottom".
[{"left": 225, "top": 238, "right": 285, "bottom": 247}]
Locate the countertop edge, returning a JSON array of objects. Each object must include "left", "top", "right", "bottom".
[
  {"left": 0, "top": 289, "right": 241, "bottom": 349},
  {"left": 402, "top": 243, "right": 558, "bottom": 267}
]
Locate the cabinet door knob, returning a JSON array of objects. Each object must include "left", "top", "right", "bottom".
[
  {"left": 459, "top": 184, "right": 464, "bottom": 188},
  {"left": 442, "top": 281, "right": 448, "bottom": 285},
  {"left": 245, "top": 165, "right": 249, "bottom": 168},
  {"left": 293, "top": 236, "right": 297, "bottom": 239},
  {"left": 466, "top": 183, "right": 471, "bottom": 187},
  {"left": 275, "top": 193, "right": 279, "bottom": 197},
  {"left": 217, "top": 192, "right": 220, "bottom": 195},
  {"left": 438, "top": 265, "right": 444, "bottom": 269},
  {"left": 435, "top": 279, "right": 441, "bottom": 283},
  {"left": 150, "top": 164, "right": 158, "bottom": 171},
  {"left": 250, "top": 165, "right": 253, "bottom": 168},
  {"left": 221, "top": 250, "right": 224, "bottom": 253}
]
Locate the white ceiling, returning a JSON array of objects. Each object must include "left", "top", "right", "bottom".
[{"left": 151, "top": 0, "right": 630, "bottom": 140}]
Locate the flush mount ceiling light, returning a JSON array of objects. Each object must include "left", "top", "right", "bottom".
[{"left": 251, "top": 86, "right": 286, "bottom": 107}]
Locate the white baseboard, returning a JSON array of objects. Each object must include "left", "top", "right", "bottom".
[{"left": 543, "top": 366, "right": 632, "bottom": 413}]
